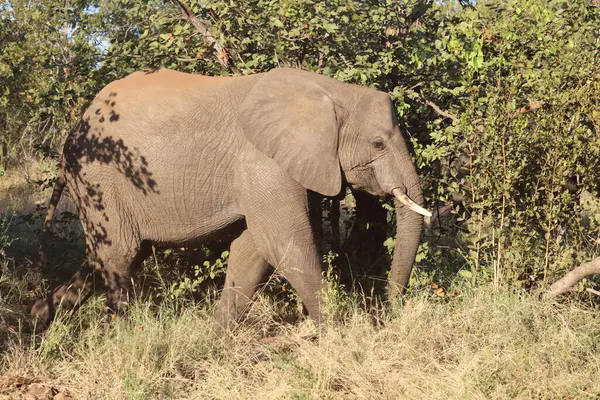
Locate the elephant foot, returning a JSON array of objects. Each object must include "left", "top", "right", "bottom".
[
  {"left": 105, "top": 291, "right": 131, "bottom": 316},
  {"left": 210, "top": 318, "right": 231, "bottom": 338},
  {"left": 30, "top": 270, "right": 96, "bottom": 331},
  {"left": 31, "top": 295, "right": 55, "bottom": 332},
  {"left": 211, "top": 305, "right": 244, "bottom": 337}
]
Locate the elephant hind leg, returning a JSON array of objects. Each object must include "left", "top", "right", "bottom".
[
  {"left": 93, "top": 240, "right": 151, "bottom": 313},
  {"left": 31, "top": 267, "right": 100, "bottom": 329},
  {"left": 31, "top": 238, "right": 150, "bottom": 328},
  {"left": 214, "top": 230, "right": 270, "bottom": 332}
]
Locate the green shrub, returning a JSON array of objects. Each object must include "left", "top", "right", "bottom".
[{"left": 411, "top": 0, "right": 600, "bottom": 291}]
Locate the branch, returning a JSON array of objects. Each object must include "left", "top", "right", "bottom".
[
  {"left": 545, "top": 256, "right": 600, "bottom": 299},
  {"left": 423, "top": 99, "right": 543, "bottom": 126},
  {"left": 399, "top": 1, "right": 433, "bottom": 42},
  {"left": 424, "top": 100, "right": 459, "bottom": 122},
  {"left": 172, "top": 0, "right": 239, "bottom": 74}
]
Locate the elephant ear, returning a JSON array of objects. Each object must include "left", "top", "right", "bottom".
[{"left": 239, "top": 70, "right": 342, "bottom": 197}]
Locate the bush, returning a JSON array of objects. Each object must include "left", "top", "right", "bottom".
[{"left": 412, "top": 0, "right": 600, "bottom": 291}]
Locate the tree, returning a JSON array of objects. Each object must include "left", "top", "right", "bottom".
[{"left": 0, "top": 0, "right": 101, "bottom": 163}]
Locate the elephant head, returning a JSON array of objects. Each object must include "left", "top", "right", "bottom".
[{"left": 239, "top": 68, "right": 430, "bottom": 297}]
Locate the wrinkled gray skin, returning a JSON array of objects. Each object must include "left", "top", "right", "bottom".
[{"left": 32, "top": 68, "right": 425, "bottom": 330}]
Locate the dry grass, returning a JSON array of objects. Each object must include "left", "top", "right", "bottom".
[
  {"left": 1, "top": 286, "right": 599, "bottom": 399},
  {"left": 0, "top": 160, "right": 54, "bottom": 214}
]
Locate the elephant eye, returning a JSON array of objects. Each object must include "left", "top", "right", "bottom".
[{"left": 373, "top": 137, "right": 386, "bottom": 150}]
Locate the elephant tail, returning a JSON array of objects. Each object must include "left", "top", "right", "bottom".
[{"left": 34, "top": 161, "right": 67, "bottom": 272}]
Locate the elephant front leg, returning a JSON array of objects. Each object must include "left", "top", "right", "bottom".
[
  {"left": 270, "top": 237, "right": 326, "bottom": 325},
  {"left": 243, "top": 190, "right": 327, "bottom": 326},
  {"left": 214, "top": 230, "right": 270, "bottom": 332}
]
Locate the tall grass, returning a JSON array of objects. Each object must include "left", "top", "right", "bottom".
[{"left": 2, "top": 286, "right": 599, "bottom": 399}]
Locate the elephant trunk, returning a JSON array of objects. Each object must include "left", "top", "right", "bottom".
[{"left": 387, "top": 175, "right": 425, "bottom": 297}]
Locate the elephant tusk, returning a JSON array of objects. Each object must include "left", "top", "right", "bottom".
[{"left": 392, "top": 188, "right": 432, "bottom": 217}]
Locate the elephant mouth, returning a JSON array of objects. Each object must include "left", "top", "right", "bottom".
[{"left": 392, "top": 188, "right": 432, "bottom": 217}]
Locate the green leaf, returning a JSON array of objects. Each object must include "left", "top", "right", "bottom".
[
  {"left": 459, "top": 270, "right": 473, "bottom": 279},
  {"left": 322, "top": 21, "right": 338, "bottom": 33}
]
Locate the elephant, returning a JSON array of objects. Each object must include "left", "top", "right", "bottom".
[{"left": 31, "top": 67, "right": 430, "bottom": 330}]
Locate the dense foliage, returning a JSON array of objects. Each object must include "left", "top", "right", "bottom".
[{"left": 1, "top": 0, "right": 600, "bottom": 295}]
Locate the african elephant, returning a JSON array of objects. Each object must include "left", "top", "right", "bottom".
[{"left": 31, "top": 67, "right": 430, "bottom": 329}]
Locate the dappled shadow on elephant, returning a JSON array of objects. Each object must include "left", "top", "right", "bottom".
[
  {"left": 32, "top": 88, "right": 162, "bottom": 327},
  {"left": 61, "top": 97, "right": 158, "bottom": 261}
]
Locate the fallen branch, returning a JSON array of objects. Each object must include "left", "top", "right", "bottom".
[
  {"left": 586, "top": 287, "right": 600, "bottom": 297},
  {"left": 173, "top": 0, "right": 239, "bottom": 73},
  {"left": 545, "top": 256, "right": 600, "bottom": 299}
]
